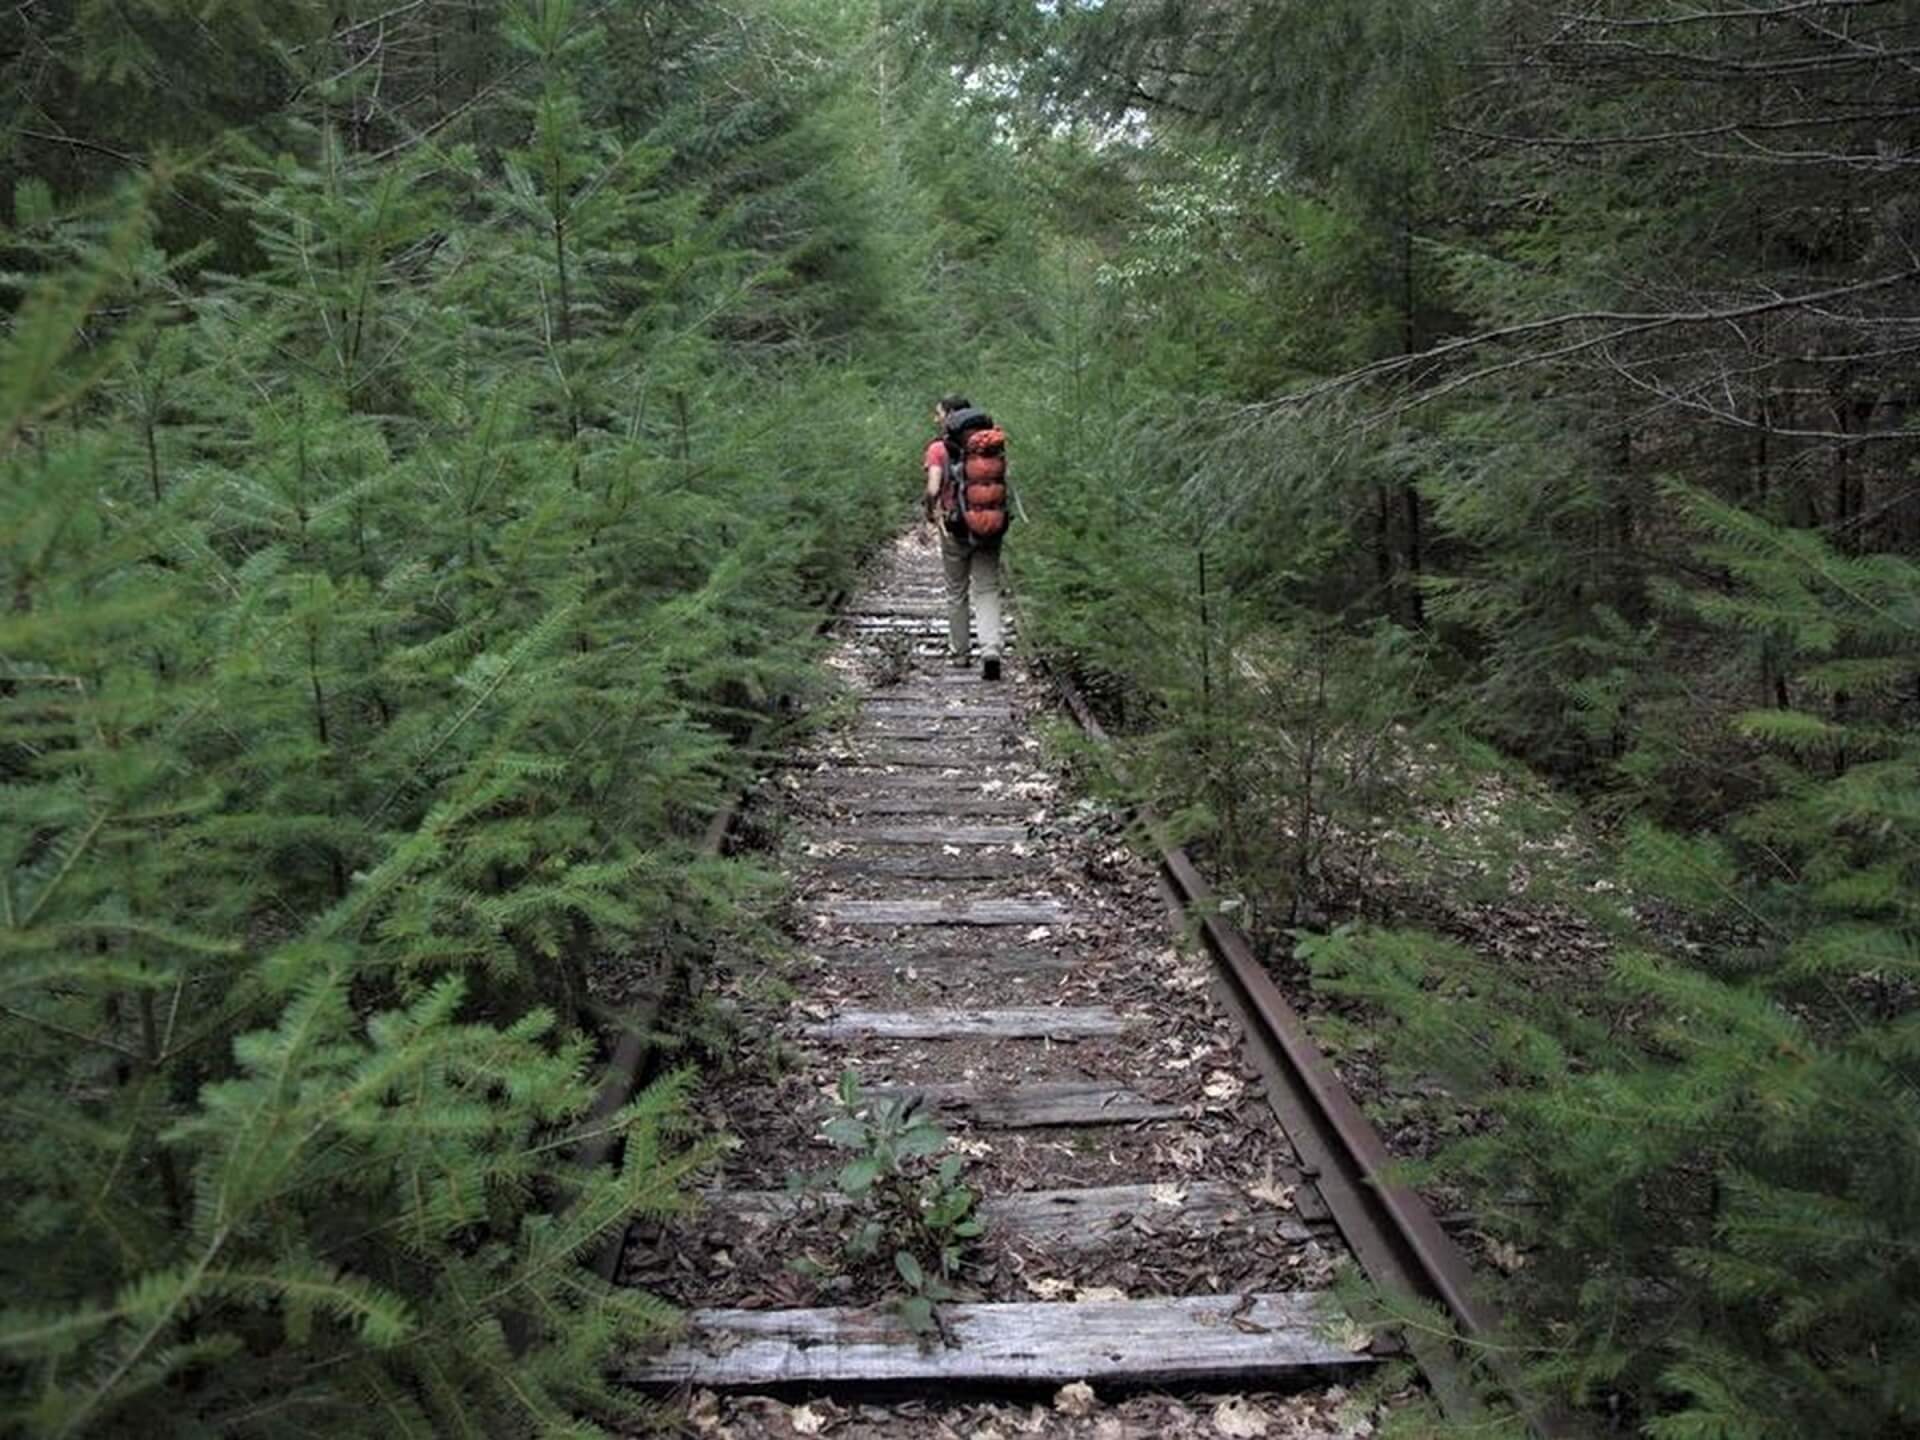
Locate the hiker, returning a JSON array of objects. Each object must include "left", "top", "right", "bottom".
[{"left": 922, "top": 393, "right": 1010, "bottom": 681}]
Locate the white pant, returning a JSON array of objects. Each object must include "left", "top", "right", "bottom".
[{"left": 940, "top": 531, "right": 1003, "bottom": 661}]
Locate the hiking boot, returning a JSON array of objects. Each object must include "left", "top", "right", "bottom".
[{"left": 981, "top": 656, "right": 1002, "bottom": 682}]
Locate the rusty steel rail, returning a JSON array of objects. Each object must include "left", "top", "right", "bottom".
[{"left": 1042, "top": 659, "right": 1576, "bottom": 1440}]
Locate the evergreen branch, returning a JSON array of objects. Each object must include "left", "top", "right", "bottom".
[
  {"left": 363, "top": 592, "right": 583, "bottom": 830},
  {"left": 16, "top": 128, "right": 145, "bottom": 165},
  {"left": 38, "top": 919, "right": 241, "bottom": 957},
  {"left": 52, "top": 1228, "right": 232, "bottom": 1440},
  {"left": 367, "top": 58, "right": 539, "bottom": 163},
  {"left": 18, "top": 808, "right": 110, "bottom": 928},
  {"left": 0, "top": 1303, "right": 128, "bottom": 1352},
  {"left": 200, "top": 1267, "right": 416, "bottom": 1347},
  {"left": 0, "top": 1003, "right": 141, "bottom": 1059}
]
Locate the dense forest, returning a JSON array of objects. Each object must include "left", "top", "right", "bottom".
[{"left": 3, "top": 1, "right": 1916, "bottom": 1436}]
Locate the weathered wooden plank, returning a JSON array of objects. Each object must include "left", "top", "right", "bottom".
[
  {"left": 847, "top": 723, "right": 1019, "bottom": 743},
  {"left": 867, "top": 1080, "right": 1181, "bottom": 1126},
  {"left": 820, "top": 899, "right": 1071, "bottom": 927},
  {"left": 864, "top": 702, "right": 1021, "bottom": 718},
  {"left": 622, "top": 1292, "right": 1369, "bottom": 1389},
  {"left": 828, "top": 795, "right": 1035, "bottom": 817},
  {"left": 875, "top": 684, "right": 1005, "bottom": 702},
  {"left": 704, "top": 1183, "right": 1318, "bottom": 1249},
  {"left": 798, "top": 1006, "right": 1127, "bottom": 1041},
  {"left": 804, "top": 772, "right": 1008, "bottom": 792},
  {"left": 819, "top": 757, "right": 1020, "bottom": 777},
  {"left": 796, "top": 757, "right": 1003, "bottom": 776},
  {"left": 848, "top": 619, "right": 1019, "bottom": 635},
  {"left": 827, "top": 825, "right": 1029, "bottom": 846},
  {"left": 876, "top": 672, "right": 1006, "bottom": 689},
  {"left": 858, "top": 729, "right": 1019, "bottom": 742},
  {"left": 852, "top": 696, "right": 1003, "bottom": 710},
  {"left": 806, "top": 747, "right": 1017, "bottom": 770},
  {"left": 804, "top": 945, "right": 1081, "bottom": 976},
  {"left": 987, "top": 1183, "right": 1320, "bottom": 1245},
  {"left": 856, "top": 704, "right": 1015, "bottom": 721},
  {"left": 801, "top": 853, "right": 1038, "bottom": 880},
  {"left": 855, "top": 725, "right": 1020, "bottom": 739},
  {"left": 847, "top": 637, "right": 950, "bottom": 650}
]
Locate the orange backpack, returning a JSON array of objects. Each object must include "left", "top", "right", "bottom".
[{"left": 942, "top": 408, "right": 1010, "bottom": 541}]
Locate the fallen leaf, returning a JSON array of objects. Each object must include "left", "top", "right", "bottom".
[
  {"left": 1053, "top": 1382, "right": 1099, "bottom": 1418},
  {"left": 1074, "top": 1285, "right": 1127, "bottom": 1302},
  {"left": 1167, "top": 1135, "right": 1206, "bottom": 1172},
  {"left": 1203, "top": 1070, "right": 1245, "bottom": 1103},
  {"left": 1023, "top": 925, "right": 1052, "bottom": 942},
  {"left": 1246, "top": 1164, "right": 1295, "bottom": 1210},
  {"left": 1149, "top": 1182, "right": 1187, "bottom": 1207},
  {"left": 789, "top": 1402, "right": 828, "bottom": 1435},
  {"left": 1024, "top": 1275, "right": 1073, "bottom": 1300},
  {"left": 1485, "top": 1237, "right": 1527, "bottom": 1274},
  {"left": 1334, "top": 1318, "right": 1374, "bottom": 1354},
  {"left": 687, "top": 1389, "right": 723, "bottom": 1434},
  {"left": 1212, "top": 1397, "right": 1272, "bottom": 1438}
]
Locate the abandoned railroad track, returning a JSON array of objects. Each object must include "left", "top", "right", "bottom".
[{"left": 612, "top": 533, "right": 1497, "bottom": 1438}]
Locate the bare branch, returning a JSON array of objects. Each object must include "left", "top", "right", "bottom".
[
  {"left": 1445, "top": 107, "right": 1920, "bottom": 150},
  {"left": 1597, "top": 348, "right": 1917, "bottom": 442},
  {"left": 1545, "top": 37, "right": 1920, "bottom": 77},
  {"left": 367, "top": 57, "right": 537, "bottom": 162},
  {"left": 1254, "top": 268, "right": 1920, "bottom": 419},
  {"left": 18, "top": 127, "right": 142, "bottom": 164},
  {"left": 1558, "top": 0, "right": 1897, "bottom": 27}
]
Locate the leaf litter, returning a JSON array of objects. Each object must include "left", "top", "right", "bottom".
[{"left": 614, "top": 533, "right": 1406, "bottom": 1426}]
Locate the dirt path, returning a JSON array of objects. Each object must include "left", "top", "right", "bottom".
[{"left": 616, "top": 532, "right": 1397, "bottom": 1439}]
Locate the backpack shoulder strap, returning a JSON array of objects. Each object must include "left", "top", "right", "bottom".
[{"left": 943, "top": 408, "right": 992, "bottom": 448}]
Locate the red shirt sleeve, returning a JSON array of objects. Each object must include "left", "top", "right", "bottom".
[{"left": 923, "top": 438, "right": 945, "bottom": 470}]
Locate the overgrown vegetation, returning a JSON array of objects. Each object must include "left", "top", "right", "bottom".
[
  {"left": 6, "top": 0, "right": 1916, "bottom": 1434},
  {"left": 799, "top": 1070, "right": 982, "bottom": 1334},
  {"left": 2, "top": 2, "right": 928, "bottom": 1433},
  {"left": 890, "top": 1, "right": 1920, "bottom": 1435}
]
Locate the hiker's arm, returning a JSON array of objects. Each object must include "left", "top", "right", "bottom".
[{"left": 923, "top": 463, "right": 943, "bottom": 521}]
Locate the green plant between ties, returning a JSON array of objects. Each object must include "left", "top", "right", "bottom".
[{"left": 800, "top": 1069, "right": 985, "bottom": 1334}]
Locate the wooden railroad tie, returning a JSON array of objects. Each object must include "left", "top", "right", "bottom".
[
  {"left": 859, "top": 1080, "right": 1181, "bottom": 1127},
  {"left": 796, "top": 1005, "right": 1128, "bottom": 1041},
  {"left": 818, "top": 898, "right": 1074, "bottom": 926},
  {"left": 702, "top": 1182, "right": 1325, "bottom": 1249},
  {"left": 623, "top": 1293, "right": 1375, "bottom": 1389}
]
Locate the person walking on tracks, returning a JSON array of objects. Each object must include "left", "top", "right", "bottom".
[{"left": 922, "top": 394, "right": 1012, "bottom": 681}]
